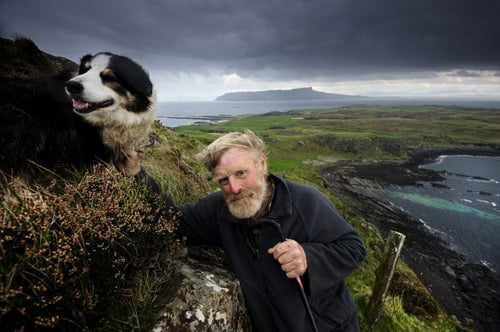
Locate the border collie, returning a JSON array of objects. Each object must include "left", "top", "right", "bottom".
[
  {"left": 66, "top": 52, "right": 156, "bottom": 154},
  {"left": 0, "top": 52, "right": 156, "bottom": 178}
]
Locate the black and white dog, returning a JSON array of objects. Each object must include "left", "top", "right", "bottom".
[
  {"left": 66, "top": 52, "right": 157, "bottom": 155},
  {"left": 0, "top": 52, "right": 156, "bottom": 178}
]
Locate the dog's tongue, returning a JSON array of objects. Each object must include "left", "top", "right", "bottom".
[{"left": 72, "top": 100, "right": 89, "bottom": 111}]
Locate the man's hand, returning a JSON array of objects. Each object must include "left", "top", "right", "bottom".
[
  {"left": 115, "top": 149, "right": 142, "bottom": 177},
  {"left": 268, "top": 239, "right": 307, "bottom": 279}
]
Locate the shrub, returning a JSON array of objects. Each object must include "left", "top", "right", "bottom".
[{"left": 0, "top": 164, "right": 180, "bottom": 331}]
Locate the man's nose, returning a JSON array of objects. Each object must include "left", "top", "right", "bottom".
[{"left": 228, "top": 178, "right": 242, "bottom": 194}]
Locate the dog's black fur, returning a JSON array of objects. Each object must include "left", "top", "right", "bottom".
[
  {"left": 0, "top": 53, "right": 156, "bottom": 179},
  {"left": 0, "top": 73, "right": 110, "bottom": 177}
]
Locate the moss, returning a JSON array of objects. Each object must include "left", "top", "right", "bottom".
[{"left": 390, "top": 268, "right": 440, "bottom": 319}]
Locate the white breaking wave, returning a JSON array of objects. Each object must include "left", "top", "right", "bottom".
[{"left": 476, "top": 199, "right": 498, "bottom": 207}]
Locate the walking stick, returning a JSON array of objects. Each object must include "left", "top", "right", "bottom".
[
  {"left": 295, "top": 275, "right": 319, "bottom": 332},
  {"left": 266, "top": 220, "right": 319, "bottom": 332}
]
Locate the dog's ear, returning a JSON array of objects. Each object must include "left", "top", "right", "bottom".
[
  {"left": 109, "top": 55, "right": 153, "bottom": 97},
  {"left": 78, "top": 54, "right": 93, "bottom": 74}
]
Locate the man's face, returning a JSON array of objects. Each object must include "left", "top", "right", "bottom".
[{"left": 212, "top": 147, "right": 268, "bottom": 219}]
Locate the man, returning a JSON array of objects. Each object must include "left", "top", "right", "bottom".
[{"left": 117, "top": 130, "right": 366, "bottom": 331}]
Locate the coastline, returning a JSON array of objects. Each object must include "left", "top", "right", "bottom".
[
  {"left": 406, "top": 145, "right": 500, "bottom": 166},
  {"left": 319, "top": 146, "right": 500, "bottom": 331}
]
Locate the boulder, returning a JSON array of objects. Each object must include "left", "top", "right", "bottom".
[{"left": 153, "top": 246, "right": 251, "bottom": 331}]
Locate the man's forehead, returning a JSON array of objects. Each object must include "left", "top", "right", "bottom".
[
  {"left": 213, "top": 149, "right": 254, "bottom": 175},
  {"left": 218, "top": 148, "right": 254, "bottom": 163}
]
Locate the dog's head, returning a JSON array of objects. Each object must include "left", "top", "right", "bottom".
[{"left": 65, "top": 52, "right": 155, "bottom": 126}]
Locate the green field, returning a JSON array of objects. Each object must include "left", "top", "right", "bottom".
[
  {"left": 176, "top": 105, "right": 500, "bottom": 143},
  {"left": 175, "top": 105, "right": 500, "bottom": 181}
]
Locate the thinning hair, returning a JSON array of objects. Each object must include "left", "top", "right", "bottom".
[{"left": 196, "top": 130, "right": 267, "bottom": 172}]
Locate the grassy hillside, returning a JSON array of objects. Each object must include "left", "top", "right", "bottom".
[
  {"left": 0, "top": 125, "right": 213, "bottom": 331},
  {"left": 0, "top": 36, "right": 78, "bottom": 77},
  {"left": 2, "top": 115, "right": 471, "bottom": 331}
]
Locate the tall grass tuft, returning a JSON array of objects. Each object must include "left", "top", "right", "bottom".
[{"left": 0, "top": 164, "right": 181, "bottom": 331}]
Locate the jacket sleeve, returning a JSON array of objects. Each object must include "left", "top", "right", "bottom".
[
  {"left": 296, "top": 185, "right": 366, "bottom": 296},
  {"left": 134, "top": 167, "right": 222, "bottom": 246},
  {"left": 176, "top": 193, "right": 224, "bottom": 246},
  {"left": 134, "top": 167, "right": 177, "bottom": 207}
]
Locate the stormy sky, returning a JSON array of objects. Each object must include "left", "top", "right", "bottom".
[{"left": 2, "top": 0, "right": 500, "bottom": 101}]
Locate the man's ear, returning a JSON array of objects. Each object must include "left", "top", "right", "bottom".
[{"left": 260, "top": 155, "right": 268, "bottom": 173}]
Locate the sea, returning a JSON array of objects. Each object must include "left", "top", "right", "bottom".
[
  {"left": 383, "top": 155, "right": 500, "bottom": 272},
  {"left": 156, "top": 97, "right": 500, "bottom": 271}
]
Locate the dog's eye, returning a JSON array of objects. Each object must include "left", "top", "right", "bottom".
[{"left": 100, "top": 72, "right": 117, "bottom": 83}]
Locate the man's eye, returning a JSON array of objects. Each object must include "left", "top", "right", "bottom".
[
  {"left": 236, "top": 170, "right": 247, "bottom": 178},
  {"left": 219, "top": 178, "right": 229, "bottom": 186}
]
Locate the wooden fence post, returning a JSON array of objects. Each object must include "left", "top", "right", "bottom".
[{"left": 366, "top": 230, "right": 406, "bottom": 325}]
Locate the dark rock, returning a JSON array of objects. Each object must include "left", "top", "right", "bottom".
[
  {"left": 430, "top": 182, "right": 450, "bottom": 189},
  {"left": 406, "top": 145, "right": 500, "bottom": 166}
]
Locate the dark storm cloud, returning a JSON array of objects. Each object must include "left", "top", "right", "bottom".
[{"left": 1, "top": 0, "right": 500, "bottom": 80}]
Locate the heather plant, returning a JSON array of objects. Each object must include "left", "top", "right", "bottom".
[{"left": 0, "top": 164, "right": 181, "bottom": 331}]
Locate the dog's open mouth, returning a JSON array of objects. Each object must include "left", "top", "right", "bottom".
[{"left": 72, "top": 99, "right": 113, "bottom": 113}]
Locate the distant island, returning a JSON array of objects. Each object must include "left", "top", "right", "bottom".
[{"left": 215, "top": 87, "right": 365, "bottom": 101}]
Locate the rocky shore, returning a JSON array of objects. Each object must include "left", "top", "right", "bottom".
[{"left": 319, "top": 146, "right": 500, "bottom": 332}]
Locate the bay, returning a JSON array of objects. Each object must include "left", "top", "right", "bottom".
[{"left": 384, "top": 155, "right": 500, "bottom": 271}]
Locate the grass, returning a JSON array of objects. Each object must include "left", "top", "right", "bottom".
[{"left": 178, "top": 105, "right": 500, "bottom": 147}]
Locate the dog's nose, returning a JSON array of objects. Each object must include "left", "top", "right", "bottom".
[{"left": 65, "top": 80, "right": 83, "bottom": 94}]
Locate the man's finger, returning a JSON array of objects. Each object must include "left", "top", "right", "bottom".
[{"left": 267, "top": 242, "right": 278, "bottom": 255}]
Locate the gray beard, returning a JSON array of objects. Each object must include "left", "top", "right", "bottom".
[{"left": 225, "top": 177, "right": 267, "bottom": 219}]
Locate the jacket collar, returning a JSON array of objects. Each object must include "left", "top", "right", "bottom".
[{"left": 266, "top": 173, "right": 293, "bottom": 219}]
